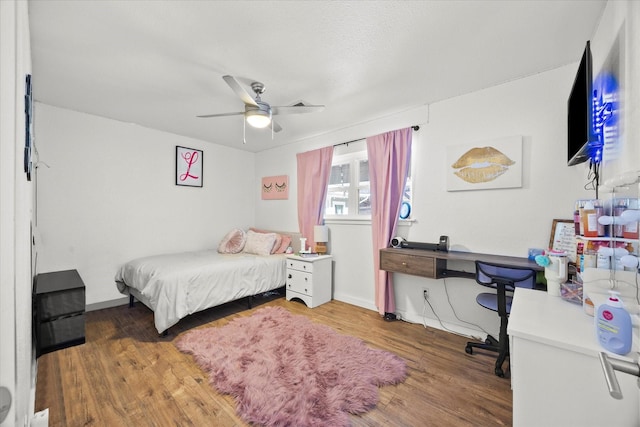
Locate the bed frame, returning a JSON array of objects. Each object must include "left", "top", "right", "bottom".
[{"left": 122, "top": 230, "right": 302, "bottom": 335}]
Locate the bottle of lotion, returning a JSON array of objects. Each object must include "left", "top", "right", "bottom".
[
  {"left": 582, "top": 200, "right": 598, "bottom": 237},
  {"left": 596, "top": 290, "right": 632, "bottom": 355}
]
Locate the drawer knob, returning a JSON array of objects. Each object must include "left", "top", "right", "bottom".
[
  {"left": 304, "top": 277, "right": 308, "bottom": 282},
  {"left": 288, "top": 274, "right": 292, "bottom": 279},
  {"left": 402, "top": 262, "right": 407, "bottom": 266}
]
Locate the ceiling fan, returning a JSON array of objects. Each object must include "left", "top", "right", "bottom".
[{"left": 197, "top": 75, "right": 325, "bottom": 138}]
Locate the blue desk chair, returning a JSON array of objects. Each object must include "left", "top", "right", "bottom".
[{"left": 465, "top": 261, "right": 537, "bottom": 377}]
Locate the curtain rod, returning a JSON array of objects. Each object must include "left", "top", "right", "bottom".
[{"left": 333, "top": 125, "right": 420, "bottom": 148}]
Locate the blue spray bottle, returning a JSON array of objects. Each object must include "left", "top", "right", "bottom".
[{"left": 595, "top": 290, "right": 633, "bottom": 355}]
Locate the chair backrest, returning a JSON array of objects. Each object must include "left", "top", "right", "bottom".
[{"left": 475, "top": 261, "right": 537, "bottom": 291}]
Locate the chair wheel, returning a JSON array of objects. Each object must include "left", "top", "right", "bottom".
[
  {"left": 495, "top": 367, "right": 505, "bottom": 377},
  {"left": 465, "top": 345, "right": 473, "bottom": 355}
]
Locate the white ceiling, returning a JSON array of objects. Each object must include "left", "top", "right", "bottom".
[{"left": 28, "top": 0, "right": 606, "bottom": 153}]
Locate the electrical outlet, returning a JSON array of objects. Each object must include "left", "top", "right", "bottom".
[{"left": 422, "top": 288, "right": 429, "bottom": 300}]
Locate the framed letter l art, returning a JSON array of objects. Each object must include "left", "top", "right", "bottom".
[{"left": 176, "top": 146, "right": 203, "bottom": 187}]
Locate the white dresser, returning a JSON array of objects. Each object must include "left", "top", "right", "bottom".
[
  {"left": 285, "top": 255, "right": 332, "bottom": 308},
  {"left": 508, "top": 288, "right": 639, "bottom": 427}
]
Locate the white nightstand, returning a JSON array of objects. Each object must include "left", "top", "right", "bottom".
[{"left": 285, "top": 254, "right": 333, "bottom": 308}]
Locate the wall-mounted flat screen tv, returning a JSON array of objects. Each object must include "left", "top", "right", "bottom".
[{"left": 567, "top": 40, "right": 599, "bottom": 166}]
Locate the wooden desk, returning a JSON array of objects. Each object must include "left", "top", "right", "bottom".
[{"left": 380, "top": 247, "right": 542, "bottom": 279}]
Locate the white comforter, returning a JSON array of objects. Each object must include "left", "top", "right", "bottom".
[{"left": 115, "top": 250, "right": 286, "bottom": 333}]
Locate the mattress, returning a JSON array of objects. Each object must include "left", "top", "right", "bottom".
[{"left": 115, "top": 250, "right": 287, "bottom": 333}]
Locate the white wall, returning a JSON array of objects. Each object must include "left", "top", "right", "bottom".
[
  {"left": 35, "top": 104, "right": 257, "bottom": 306},
  {"left": 0, "top": 1, "right": 35, "bottom": 426},
  {"left": 255, "top": 64, "right": 597, "bottom": 338}
]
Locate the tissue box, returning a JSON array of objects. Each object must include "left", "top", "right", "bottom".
[{"left": 560, "top": 281, "right": 583, "bottom": 305}]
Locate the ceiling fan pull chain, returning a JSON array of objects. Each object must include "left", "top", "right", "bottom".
[{"left": 243, "top": 118, "right": 247, "bottom": 144}]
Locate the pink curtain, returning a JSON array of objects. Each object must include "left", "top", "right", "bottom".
[
  {"left": 367, "top": 128, "right": 412, "bottom": 316},
  {"left": 296, "top": 146, "right": 334, "bottom": 250}
]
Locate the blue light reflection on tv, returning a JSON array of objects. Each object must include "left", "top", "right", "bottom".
[{"left": 592, "top": 72, "right": 619, "bottom": 161}]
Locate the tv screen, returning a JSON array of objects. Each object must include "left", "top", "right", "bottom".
[{"left": 567, "top": 41, "right": 598, "bottom": 166}]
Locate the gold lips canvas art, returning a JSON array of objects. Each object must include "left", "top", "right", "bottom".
[
  {"left": 445, "top": 136, "right": 523, "bottom": 191},
  {"left": 451, "top": 146, "right": 515, "bottom": 183}
]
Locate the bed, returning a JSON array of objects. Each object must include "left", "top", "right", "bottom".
[{"left": 115, "top": 229, "right": 301, "bottom": 334}]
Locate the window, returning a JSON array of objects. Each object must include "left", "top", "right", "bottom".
[{"left": 324, "top": 141, "right": 412, "bottom": 219}]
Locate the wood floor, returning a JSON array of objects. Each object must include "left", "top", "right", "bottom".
[{"left": 35, "top": 294, "right": 513, "bottom": 426}]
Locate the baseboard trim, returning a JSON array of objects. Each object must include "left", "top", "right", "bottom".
[
  {"left": 86, "top": 297, "right": 128, "bottom": 312},
  {"left": 333, "top": 293, "right": 377, "bottom": 312}
]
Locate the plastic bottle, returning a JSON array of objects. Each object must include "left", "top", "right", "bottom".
[
  {"left": 597, "top": 252, "right": 611, "bottom": 269},
  {"left": 613, "top": 199, "right": 627, "bottom": 237},
  {"left": 581, "top": 201, "right": 598, "bottom": 237},
  {"left": 595, "top": 290, "right": 633, "bottom": 355},
  {"left": 581, "top": 241, "right": 597, "bottom": 271},
  {"left": 577, "top": 199, "right": 587, "bottom": 236},
  {"left": 574, "top": 200, "right": 584, "bottom": 235},
  {"left": 594, "top": 200, "right": 605, "bottom": 236},
  {"left": 623, "top": 198, "right": 639, "bottom": 239},
  {"left": 576, "top": 240, "right": 585, "bottom": 272}
]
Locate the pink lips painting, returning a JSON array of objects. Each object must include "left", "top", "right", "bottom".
[
  {"left": 451, "top": 146, "right": 515, "bottom": 184},
  {"left": 446, "top": 136, "right": 522, "bottom": 191}
]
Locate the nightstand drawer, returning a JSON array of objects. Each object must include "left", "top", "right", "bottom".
[
  {"left": 37, "top": 288, "right": 85, "bottom": 321},
  {"left": 380, "top": 250, "right": 436, "bottom": 278},
  {"left": 287, "top": 270, "right": 313, "bottom": 296},
  {"left": 287, "top": 259, "right": 313, "bottom": 273},
  {"left": 38, "top": 314, "right": 85, "bottom": 351},
  {"left": 286, "top": 258, "right": 314, "bottom": 273}
]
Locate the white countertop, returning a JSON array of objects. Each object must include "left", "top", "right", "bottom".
[{"left": 508, "top": 288, "right": 638, "bottom": 360}]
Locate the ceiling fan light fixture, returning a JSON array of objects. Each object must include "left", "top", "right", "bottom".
[
  {"left": 245, "top": 109, "right": 271, "bottom": 128},
  {"left": 197, "top": 76, "right": 324, "bottom": 136}
]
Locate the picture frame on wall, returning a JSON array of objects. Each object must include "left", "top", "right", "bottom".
[
  {"left": 549, "top": 218, "right": 576, "bottom": 263},
  {"left": 446, "top": 135, "right": 523, "bottom": 192},
  {"left": 261, "top": 175, "right": 289, "bottom": 200},
  {"left": 176, "top": 146, "right": 203, "bottom": 187}
]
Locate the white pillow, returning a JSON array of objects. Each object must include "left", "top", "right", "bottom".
[
  {"left": 217, "top": 228, "right": 247, "bottom": 254},
  {"left": 243, "top": 230, "right": 277, "bottom": 256}
]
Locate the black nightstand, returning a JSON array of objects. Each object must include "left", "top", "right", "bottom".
[{"left": 34, "top": 269, "right": 86, "bottom": 357}]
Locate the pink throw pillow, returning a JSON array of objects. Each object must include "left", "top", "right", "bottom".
[
  {"left": 275, "top": 235, "right": 292, "bottom": 254},
  {"left": 249, "top": 227, "right": 288, "bottom": 254},
  {"left": 217, "top": 228, "right": 247, "bottom": 254},
  {"left": 243, "top": 230, "right": 277, "bottom": 256}
]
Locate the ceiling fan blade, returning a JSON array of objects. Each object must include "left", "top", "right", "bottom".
[
  {"left": 197, "top": 111, "right": 244, "bottom": 118},
  {"left": 272, "top": 105, "right": 325, "bottom": 115},
  {"left": 222, "top": 75, "right": 258, "bottom": 107}
]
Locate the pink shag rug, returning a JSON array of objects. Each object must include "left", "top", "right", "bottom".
[{"left": 175, "top": 306, "right": 407, "bottom": 427}]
